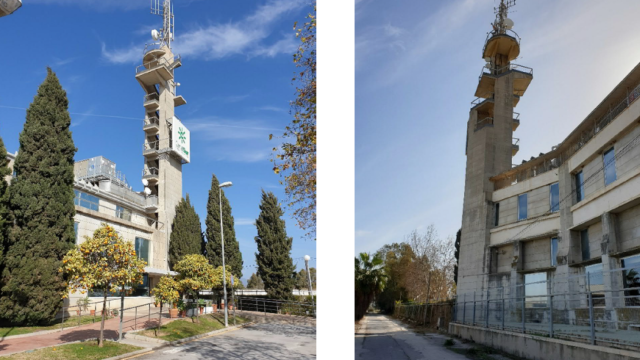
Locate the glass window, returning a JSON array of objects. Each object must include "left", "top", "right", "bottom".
[
  {"left": 575, "top": 171, "right": 584, "bottom": 202},
  {"left": 74, "top": 222, "right": 79, "bottom": 244},
  {"left": 581, "top": 229, "right": 590, "bottom": 260},
  {"left": 586, "top": 263, "right": 605, "bottom": 306},
  {"left": 74, "top": 190, "right": 99, "bottom": 211},
  {"left": 621, "top": 255, "right": 640, "bottom": 306},
  {"left": 135, "top": 237, "right": 150, "bottom": 264},
  {"left": 115, "top": 206, "right": 132, "bottom": 222},
  {"left": 603, "top": 147, "right": 617, "bottom": 186},
  {"left": 551, "top": 238, "right": 558, "bottom": 267},
  {"left": 494, "top": 203, "right": 500, "bottom": 226},
  {"left": 518, "top": 194, "right": 528, "bottom": 221},
  {"left": 89, "top": 274, "right": 149, "bottom": 297},
  {"left": 550, "top": 183, "right": 559, "bottom": 212},
  {"left": 524, "top": 272, "right": 547, "bottom": 307}
]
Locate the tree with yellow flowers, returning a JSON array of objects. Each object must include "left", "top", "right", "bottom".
[
  {"left": 151, "top": 275, "right": 180, "bottom": 334},
  {"left": 174, "top": 254, "right": 218, "bottom": 323},
  {"left": 60, "top": 224, "right": 146, "bottom": 347}
]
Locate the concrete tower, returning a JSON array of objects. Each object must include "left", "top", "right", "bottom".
[
  {"left": 458, "top": 0, "right": 533, "bottom": 298},
  {"left": 136, "top": 0, "right": 190, "bottom": 273}
]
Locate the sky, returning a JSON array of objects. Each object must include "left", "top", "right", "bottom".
[
  {"left": 355, "top": 0, "right": 640, "bottom": 254},
  {"left": 0, "top": 0, "right": 316, "bottom": 284}
]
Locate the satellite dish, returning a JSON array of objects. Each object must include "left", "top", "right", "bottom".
[
  {"left": 503, "top": 18, "right": 514, "bottom": 30},
  {"left": 176, "top": 82, "right": 181, "bottom": 87},
  {"left": 170, "top": 32, "right": 174, "bottom": 40},
  {"left": 144, "top": 187, "right": 152, "bottom": 196},
  {"left": 483, "top": 57, "right": 491, "bottom": 63},
  {"left": 142, "top": 178, "right": 149, "bottom": 186},
  {"left": 151, "top": 29, "right": 160, "bottom": 41}
]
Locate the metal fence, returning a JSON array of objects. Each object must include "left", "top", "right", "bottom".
[
  {"left": 453, "top": 265, "right": 640, "bottom": 349},
  {"left": 236, "top": 296, "right": 316, "bottom": 317},
  {"left": 394, "top": 300, "right": 454, "bottom": 331}
]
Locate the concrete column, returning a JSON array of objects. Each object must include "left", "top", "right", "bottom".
[{"left": 601, "top": 212, "right": 624, "bottom": 310}]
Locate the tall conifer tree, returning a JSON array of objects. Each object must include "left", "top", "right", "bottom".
[
  {"left": 169, "top": 194, "right": 204, "bottom": 270},
  {"left": 0, "top": 68, "right": 77, "bottom": 325},
  {"left": 204, "top": 174, "right": 243, "bottom": 279},
  {"left": 0, "top": 136, "right": 10, "bottom": 273},
  {"left": 255, "top": 190, "right": 295, "bottom": 299}
]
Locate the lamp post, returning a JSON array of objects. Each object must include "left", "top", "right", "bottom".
[
  {"left": 304, "top": 255, "right": 315, "bottom": 314},
  {"left": 219, "top": 181, "right": 232, "bottom": 327}
]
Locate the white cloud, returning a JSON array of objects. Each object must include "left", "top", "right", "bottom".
[
  {"left": 101, "top": 0, "right": 305, "bottom": 64},
  {"left": 235, "top": 218, "right": 256, "bottom": 226}
]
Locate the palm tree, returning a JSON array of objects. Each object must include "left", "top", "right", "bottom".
[{"left": 355, "top": 252, "right": 386, "bottom": 321}]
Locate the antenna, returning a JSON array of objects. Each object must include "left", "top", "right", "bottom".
[
  {"left": 492, "top": 0, "right": 516, "bottom": 35},
  {"left": 149, "top": 0, "right": 175, "bottom": 50}
]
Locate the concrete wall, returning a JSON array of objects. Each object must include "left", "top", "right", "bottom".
[
  {"left": 497, "top": 243, "right": 513, "bottom": 273},
  {"left": 523, "top": 238, "right": 551, "bottom": 270},
  {"left": 617, "top": 203, "right": 640, "bottom": 253},
  {"left": 449, "top": 323, "right": 640, "bottom": 360},
  {"left": 495, "top": 184, "right": 552, "bottom": 228}
]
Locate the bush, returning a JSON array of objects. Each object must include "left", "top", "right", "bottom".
[{"left": 444, "top": 339, "right": 454, "bottom": 347}]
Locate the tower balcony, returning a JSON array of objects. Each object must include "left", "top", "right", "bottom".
[
  {"left": 143, "top": 140, "right": 160, "bottom": 157},
  {"left": 476, "top": 116, "right": 494, "bottom": 131},
  {"left": 143, "top": 117, "right": 160, "bottom": 134},
  {"left": 143, "top": 93, "right": 160, "bottom": 111},
  {"left": 512, "top": 138, "right": 520, "bottom": 157},
  {"left": 135, "top": 55, "right": 181, "bottom": 89},
  {"left": 142, "top": 167, "right": 159, "bottom": 183},
  {"left": 513, "top": 112, "right": 520, "bottom": 131},
  {"left": 475, "top": 64, "right": 533, "bottom": 99},
  {"left": 144, "top": 195, "right": 158, "bottom": 213},
  {"left": 174, "top": 95, "right": 187, "bottom": 107},
  {"left": 482, "top": 31, "right": 521, "bottom": 63}
]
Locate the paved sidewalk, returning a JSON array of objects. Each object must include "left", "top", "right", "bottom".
[
  {"left": 355, "top": 314, "right": 468, "bottom": 360},
  {"left": 0, "top": 315, "right": 178, "bottom": 356}
]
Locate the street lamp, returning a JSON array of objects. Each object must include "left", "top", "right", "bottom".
[
  {"left": 304, "top": 255, "right": 315, "bottom": 315},
  {"left": 219, "top": 181, "right": 232, "bottom": 327}
]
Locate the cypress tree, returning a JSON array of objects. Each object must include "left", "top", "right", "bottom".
[
  {"left": 204, "top": 174, "right": 243, "bottom": 279},
  {"left": 255, "top": 190, "right": 295, "bottom": 299},
  {"left": 0, "top": 136, "right": 10, "bottom": 273},
  {"left": 247, "top": 273, "right": 264, "bottom": 289},
  {"left": 454, "top": 229, "right": 461, "bottom": 285},
  {"left": 0, "top": 68, "right": 77, "bottom": 325},
  {"left": 169, "top": 194, "right": 204, "bottom": 270}
]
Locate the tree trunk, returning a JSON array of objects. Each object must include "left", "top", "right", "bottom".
[
  {"left": 99, "top": 293, "right": 107, "bottom": 347},
  {"left": 120, "top": 287, "right": 125, "bottom": 338},
  {"left": 157, "top": 303, "right": 163, "bottom": 336}
]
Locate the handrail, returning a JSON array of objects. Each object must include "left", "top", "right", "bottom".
[
  {"left": 479, "top": 63, "right": 533, "bottom": 81},
  {"left": 143, "top": 93, "right": 159, "bottom": 103},
  {"left": 143, "top": 141, "right": 160, "bottom": 152},
  {"left": 476, "top": 117, "right": 494, "bottom": 130},
  {"left": 135, "top": 55, "right": 182, "bottom": 74},
  {"left": 142, "top": 167, "right": 159, "bottom": 177},
  {"left": 513, "top": 112, "right": 520, "bottom": 120},
  {"left": 143, "top": 117, "right": 160, "bottom": 127},
  {"left": 512, "top": 138, "right": 520, "bottom": 146}
]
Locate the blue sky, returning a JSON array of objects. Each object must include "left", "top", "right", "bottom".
[
  {"left": 355, "top": 0, "right": 640, "bottom": 254},
  {"left": 0, "top": 0, "right": 316, "bottom": 283}
]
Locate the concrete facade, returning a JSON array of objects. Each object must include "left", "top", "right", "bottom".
[{"left": 457, "top": 1, "right": 640, "bottom": 347}]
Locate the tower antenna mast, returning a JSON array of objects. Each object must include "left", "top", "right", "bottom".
[
  {"left": 492, "top": 0, "right": 516, "bottom": 35},
  {"left": 150, "top": 0, "right": 175, "bottom": 50}
]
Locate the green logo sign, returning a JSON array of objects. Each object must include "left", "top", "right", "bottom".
[{"left": 178, "top": 127, "right": 187, "bottom": 144}]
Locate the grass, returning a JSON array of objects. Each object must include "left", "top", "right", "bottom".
[
  {"left": 138, "top": 313, "right": 250, "bottom": 342},
  {"left": 5, "top": 340, "right": 142, "bottom": 360},
  {"left": 0, "top": 314, "right": 114, "bottom": 339}
]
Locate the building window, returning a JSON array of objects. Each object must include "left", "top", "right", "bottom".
[
  {"left": 135, "top": 237, "right": 150, "bottom": 264},
  {"left": 494, "top": 203, "right": 500, "bottom": 226},
  {"left": 550, "top": 183, "right": 559, "bottom": 212},
  {"left": 518, "top": 194, "right": 528, "bottom": 221},
  {"left": 524, "top": 272, "right": 547, "bottom": 307},
  {"left": 581, "top": 229, "right": 590, "bottom": 260},
  {"left": 74, "top": 190, "right": 99, "bottom": 211},
  {"left": 603, "top": 147, "right": 617, "bottom": 186},
  {"left": 551, "top": 237, "right": 558, "bottom": 267},
  {"left": 74, "top": 222, "right": 79, "bottom": 244},
  {"left": 621, "top": 255, "right": 640, "bottom": 306},
  {"left": 116, "top": 206, "right": 132, "bottom": 222},
  {"left": 585, "top": 263, "right": 605, "bottom": 306},
  {"left": 575, "top": 171, "right": 584, "bottom": 202},
  {"left": 89, "top": 273, "right": 149, "bottom": 297}
]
